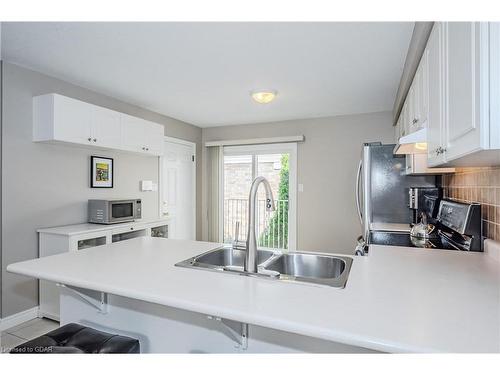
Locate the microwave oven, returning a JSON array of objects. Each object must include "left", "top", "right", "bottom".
[{"left": 88, "top": 199, "right": 142, "bottom": 224}]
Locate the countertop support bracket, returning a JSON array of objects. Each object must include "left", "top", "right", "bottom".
[
  {"left": 207, "top": 315, "right": 248, "bottom": 350},
  {"left": 57, "top": 283, "right": 108, "bottom": 314}
]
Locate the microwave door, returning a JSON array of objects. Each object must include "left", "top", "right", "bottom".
[{"left": 110, "top": 201, "right": 135, "bottom": 222}]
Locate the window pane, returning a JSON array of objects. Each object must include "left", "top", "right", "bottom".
[
  {"left": 257, "top": 154, "right": 289, "bottom": 249},
  {"left": 223, "top": 154, "right": 252, "bottom": 244},
  {"left": 222, "top": 152, "right": 290, "bottom": 250}
]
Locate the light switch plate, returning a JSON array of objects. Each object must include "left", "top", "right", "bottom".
[{"left": 141, "top": 180, "right": 154, "bottom": 191}]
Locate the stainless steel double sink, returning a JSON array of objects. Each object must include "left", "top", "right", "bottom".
[{"left": 175, "top": 247, "right": 353, "bottom": 288}]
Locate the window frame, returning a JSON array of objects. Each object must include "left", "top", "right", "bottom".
[{"left": 221, "top": 142, "right": 297, "bottom": 251}]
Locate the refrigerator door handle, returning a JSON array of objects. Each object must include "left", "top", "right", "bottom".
[{"left": 355, "top": 159, "right": 363, "bottom": 225}]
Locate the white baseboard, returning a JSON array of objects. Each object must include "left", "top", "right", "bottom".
[{"left": 0, "top": 306, "right": 39, "bottom": 332}]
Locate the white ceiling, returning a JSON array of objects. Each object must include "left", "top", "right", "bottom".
[{"left": 1, "top": 22, "right": 413, "bottom": 127}]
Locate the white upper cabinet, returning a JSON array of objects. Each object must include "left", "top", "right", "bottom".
[
  {"left": 33, "top": 94, "right": 93, "bottom": 145},
  {"left": 426, "top": 22, "right": 447, "bottom": 167},
  {"left": 92, "top": 106, "right": 122, "bottom": 148},
  {"left": 399, "top": 22, "right": 500, "bottom": 167},
  {"left": 428, "top": 22, "right": 499, "bottom": 166},
  {"left": 121, "top": 114, "right": 150, "bottom": 153},
  {"left": 443, "top": 22, "right": 484, "bottom": 163},
  {"left": 34, "top": 93, "right": 164, "bottom": 156},
  {"left": 144, "top": 120, "right": 165, "bottom": 155},
  {"left": 416, "top": 49, "right": 429, "bottom": 129},
  {"left": 121, "top": 115, "right": 164, "bottom": 155}
]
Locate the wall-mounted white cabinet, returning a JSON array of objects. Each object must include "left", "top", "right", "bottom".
[
  {"left": 33, "top": 93, "right": 164, "bottom": 156},
  {"left": 399, "top": 48, "right": 429, "bottom": 138},
  {"left": 437, "top": 22, "right": 500, "bottom": 166},
  {"left": 397, "top": 22, "right": 500, "bottom": 167},
  {"left": 121, "top": 114, "right": 164, "bottom": 155},
  {"left": 396, "top": 23, "right": 455, "bottom": 175},
  {"left": 426, "top": 22, "right": 447, "bottom": 167}
]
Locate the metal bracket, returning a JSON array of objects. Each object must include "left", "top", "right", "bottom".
[
  {"left": 57, "top": 283, "right": 108, "bottom": 314},
  {"left": 207, "top": 315, "right": 248, "bottom": 350}
]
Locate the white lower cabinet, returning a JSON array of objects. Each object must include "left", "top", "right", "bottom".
[{"left": 38, "top": 219, "right": 170, "bottom": 321}]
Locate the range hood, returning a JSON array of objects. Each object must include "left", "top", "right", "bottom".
[{"left": 393, "top": 128, "right": 428, "bottom": 155}]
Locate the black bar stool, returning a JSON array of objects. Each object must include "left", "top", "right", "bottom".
[{"left": 10, "top": 323, "right": 140, "bottom": 354}]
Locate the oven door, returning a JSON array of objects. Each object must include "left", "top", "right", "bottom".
[{"left": 108, "top": 200, "right": 136, "bottom": 223}]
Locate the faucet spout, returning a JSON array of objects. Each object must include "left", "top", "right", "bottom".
[{"left": 245, "top": 176, "right": 275, "bottom": 273}]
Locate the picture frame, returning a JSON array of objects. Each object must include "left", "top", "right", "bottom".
[{"left": 90, "top": 156, "right": 114, "bottom": 188}]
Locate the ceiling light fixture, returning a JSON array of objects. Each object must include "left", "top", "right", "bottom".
[{"left": 251, "top": 89, "right": 277, "bottom": 104}]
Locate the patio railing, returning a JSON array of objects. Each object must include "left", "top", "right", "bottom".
[{"left": 223, "top": 198, "right": 289, "bottom": 250}]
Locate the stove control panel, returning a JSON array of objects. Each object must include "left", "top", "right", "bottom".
[{"left": 437, "top": 199, "right": 480, "bottom": 235}]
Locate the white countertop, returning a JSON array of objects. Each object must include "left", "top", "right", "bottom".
[
  {"left": 37, "top": 217, "right": 170, "bottom": 236},
  {"left": 7, "top": 238, "right": 500, "bottom": 353},
  {"left": 370, "top": 222, "right": 411, "bottom": 232}
]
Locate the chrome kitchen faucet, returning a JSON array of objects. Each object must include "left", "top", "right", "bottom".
[{"left": 245, "top": 177, "right": 276, "bottom": 273}]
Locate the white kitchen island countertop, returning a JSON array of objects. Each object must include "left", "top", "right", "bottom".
[{"left": 7, "top": 237, "right": 500, "bottom": 353}]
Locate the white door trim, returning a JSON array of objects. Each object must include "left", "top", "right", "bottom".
[
  {"left": 221, "top": 142, "right": 298, "bottom": 251},
  {"left": 159, "top": 136, "right": 197, "bottom": 239}
]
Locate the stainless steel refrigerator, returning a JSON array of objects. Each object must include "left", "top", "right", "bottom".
[{"left": 355, "top": 143, "right": 437, "bottom": 242}]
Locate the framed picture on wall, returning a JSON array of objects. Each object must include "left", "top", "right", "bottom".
[{"left": 90, "top": 156, "right": 114, "bottom": 188}]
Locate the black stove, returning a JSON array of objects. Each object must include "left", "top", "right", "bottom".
[
  {"left": 368, "top": 199, "right": 483, "bottom": 252},
  {"left": 369, "top": 230, "right": 466, "bottom": 251}
]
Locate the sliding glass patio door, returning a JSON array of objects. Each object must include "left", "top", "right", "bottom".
[{"left": 221, "top": 143, "right": 296, "bottom": 251}]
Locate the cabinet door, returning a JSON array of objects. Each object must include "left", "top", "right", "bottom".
[
  {"left": 407, "top": 76, "right": 419, "bottom": 134},
  {"left": 146, "top": 121, "right": 165, "bottom": 156},
  {"left": 53, "top": 95, "right": 93, "bottom": 145},
  {"left": 92, "top": 107, "right": 122, "bottom": 148},
  {"left": 444, "top": 22, "right": 483, "bottom": 161},
  {"left": 401, "top": 100, "right": 409, "bottom": 137},
  {"left": 427, "top": 23, "right": 447, "bottom": 167},
  {"left": 121, "top": 114, "right": 149, "bottom": 153},
  {"left": 419, "top": 49, "right": 429, "bottom": 128},
  {"left": 394, "top": 115, "right": 402, "bottom": 143}
]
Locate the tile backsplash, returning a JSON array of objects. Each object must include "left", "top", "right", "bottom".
[{"left": 442, "top": 167, "right": 500, "bottom": 241}]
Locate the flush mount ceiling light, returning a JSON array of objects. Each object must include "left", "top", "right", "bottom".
[{"left": 251, "top": 89, "right": 277, "bottom": 104}]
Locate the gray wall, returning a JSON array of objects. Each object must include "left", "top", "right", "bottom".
[
  {"left": 202, "top": 111, "right": 394, "bottom": 254},
  {"left": 1, "top": 62, "right": 202, "bottom": 318}
]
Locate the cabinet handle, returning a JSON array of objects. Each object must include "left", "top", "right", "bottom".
[
  {"left": 436, "top": 147, "right": 446, "bottom": 155},
  {"left": 146, "top": 147, "right": 149, "bottom": 151},
  {"left": 412, "top": 118, "right": 419, "bottom": 125},
  {"left": 88, "top": 137, "right": 92, "bottom": 142},
  {"left": 93, "top": 138, "right": 97, "bottom": 142}
]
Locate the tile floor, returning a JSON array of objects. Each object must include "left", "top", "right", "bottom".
[{"left": 0, "top": 318, "right": 59, "bottom": 353}]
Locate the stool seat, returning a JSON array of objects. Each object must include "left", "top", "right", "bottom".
[{"left": 10, "top": 323, "right": 140, "bottom": 354}]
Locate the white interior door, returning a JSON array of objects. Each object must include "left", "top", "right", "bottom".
[{"left": 162, "top": 138, "right": 196, "bottom": 240}]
